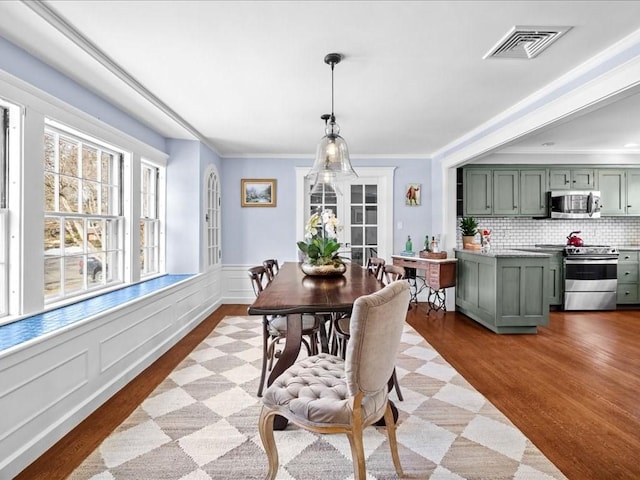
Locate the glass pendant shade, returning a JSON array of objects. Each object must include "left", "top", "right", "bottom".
[
  {"left": 306, "top": 53, "right": 357, "bottom": 191},
  {"left": 306, "top": 120, "right": 357, "bottom": 189}
]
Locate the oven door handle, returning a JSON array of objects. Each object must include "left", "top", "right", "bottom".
[{"left": 564, "top": 257, "right": 618, "bottom": 264}]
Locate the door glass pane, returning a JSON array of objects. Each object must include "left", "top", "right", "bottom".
[
  {"left": 365, "top": 226, "right": 377, "bottom": 245},
  {"left": 351, "top": 206, "right": 363, "bottom": 225},
  {"left": 365, "top": 185, "right": 377, "bottom": 203},
  {"left": 351, "top": 184, "right": 362, "bottom": 203},
  {"left": 365, "top": 206, "right": 377, "bottom": 224},
  {"left": 351, "top": 247, "right": 363, "bottom": 265},
  {"left": 351, "top": 226, "right": 363, "bottom": 244}
]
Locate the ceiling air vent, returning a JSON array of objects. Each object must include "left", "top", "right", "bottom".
[{"left": 483, "top": 25, "right": 572, "bottom": 59}]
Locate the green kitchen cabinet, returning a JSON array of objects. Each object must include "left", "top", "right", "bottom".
[
  {"left": 548, "top": 169, "right": 571, "bottom": 190},
  {"left": 627, "top": 171, "right": 640, "bottom": 215},
  {"left": 549, "top": 168, "right": 595, "bottom": 190},
  {"left": 548, "top": 253, "right": 563, "bottom": 306},
  {"left": 455, "top": 250, "right": 549, "bottom": 334},
  {"left": 464, "top": 168, "right": 492, "bottom": 215},
  {"left": 492, "top": 170, "right": 519, "bottom": 215},
  {"left": 598, "top": 169, "right": 626, "bottom": 215},
  {"left": 617, "top": 250, "right": 639, "bottom": 304},
  {"left": 492, "top": 169, "right": 547, "bottom": 217},
  {"left": 519, "top": 169, "right": 548, "bottom": 216}
]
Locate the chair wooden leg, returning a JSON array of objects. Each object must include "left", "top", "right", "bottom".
[
  {"left": 346, "top": 429, "right": 367, "bottom": 480},
  {"left": 383, "top": 402, "right": 404, "bottom": 477},
  {"left": 392, "top": 368, "right": 404, "bottom": 401},
  {"left": 258, "top": 407, "right": 279, "bottom": 480}
]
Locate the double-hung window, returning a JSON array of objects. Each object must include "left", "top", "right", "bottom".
[
  {"left": 140, "top": 162, "right": 160, "bottom": 277},
  {"left": 43, "top": 124, "right": 124, "bottom": 302}
]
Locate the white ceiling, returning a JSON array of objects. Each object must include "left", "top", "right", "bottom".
[{"left": 1, "top": 1, "right": 640, "bottom": 158}]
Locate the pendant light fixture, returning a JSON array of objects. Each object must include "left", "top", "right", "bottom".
[{"left": 306, "top": 53, "right": 357, "bottom": 191}]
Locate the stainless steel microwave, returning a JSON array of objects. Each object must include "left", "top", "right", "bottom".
[{"left": 549, "top": 190, "right": 601, "bottom": 219}]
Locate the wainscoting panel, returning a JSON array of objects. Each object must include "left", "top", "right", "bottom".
[{"left": 0, "top": 271, "right": 221, "bottom": 479}]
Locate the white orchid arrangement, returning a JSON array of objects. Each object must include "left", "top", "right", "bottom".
[{"left": 297, "top": 209, "right": 345, "bottom": 266}]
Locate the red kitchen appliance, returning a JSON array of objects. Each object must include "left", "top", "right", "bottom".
[{"left": 566, "top": 231, "right": 584, "bottom": 247}]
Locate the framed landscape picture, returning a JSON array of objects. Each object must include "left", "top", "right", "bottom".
[{"left": 241, "top": 178, "right": 277, "bottom": 207}]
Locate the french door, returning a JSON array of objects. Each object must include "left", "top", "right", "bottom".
[{"left": 295, "top": 167, "right": 395, "bottom": 266}]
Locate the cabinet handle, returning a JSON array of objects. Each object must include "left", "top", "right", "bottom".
[
  {"left": 628, "top": 205, "right": 632, "bottom": 208},
  {"left": 625, "top": 271, "right": 630, "bottom": 275},
  {"left": 565, "top": 180, "right": 570, "bottom": 184}
]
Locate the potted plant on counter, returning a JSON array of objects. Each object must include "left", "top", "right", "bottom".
[{"left": 459, "top": 216, "right": 478, "bottom": 249}]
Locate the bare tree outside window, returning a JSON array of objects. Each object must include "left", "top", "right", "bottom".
[{"left": 43, "top": 126, "right": 123, "bottom": 301}]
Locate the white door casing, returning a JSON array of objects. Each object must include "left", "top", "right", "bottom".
[{"left": 295, "top": 167, "right": 395, "bottom": 264}]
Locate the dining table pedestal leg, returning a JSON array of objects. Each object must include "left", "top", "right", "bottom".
[{"left": 267, "top": 313, "right": 303, "bottom": 430}]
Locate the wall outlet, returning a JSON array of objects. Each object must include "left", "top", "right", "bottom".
[{"left": 397, "top": 221, "right": 403, "bottom": 230}]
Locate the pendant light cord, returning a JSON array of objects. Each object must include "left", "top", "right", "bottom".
[{"left": 330, "top": 60, "right": 335, "bottom": 121}]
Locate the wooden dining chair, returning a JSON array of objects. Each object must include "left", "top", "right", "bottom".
[
  {"left": 382, "top": 264, "right": 406, "bottom": 284},
  {"left": 248, "top": 266, "right": 321, "bottom": 397},
  {"left": 262, "top": 259, "right": 279, "bottom": 283},
  {"left": 259, "top": 280, "right": 411, "bottom": 480},
  {"left": 365, "top": 256, "right": 385, "bottom": 280}
]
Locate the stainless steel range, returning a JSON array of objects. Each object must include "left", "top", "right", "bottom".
[{"left": 563, "top": 245, "right": 619, "bottom": 311}]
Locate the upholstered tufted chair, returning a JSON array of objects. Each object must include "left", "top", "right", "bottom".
[
  {"left": 333, "top": 262, "right": 406, "bottom": 400},
  {"left": 258, "top": 280, "right": 410, "bottom": 480}
]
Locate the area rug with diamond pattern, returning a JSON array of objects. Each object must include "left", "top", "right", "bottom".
[{"left": 70, "top": 316, "right": 566, "bottom": 479}]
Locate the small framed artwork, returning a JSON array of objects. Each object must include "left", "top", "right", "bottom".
[
  {"left": 405, "top": 183, "right": 421, "bottom": 206},
  {"left": 241, "top": 178, "right": 277, "bottom": 207}
]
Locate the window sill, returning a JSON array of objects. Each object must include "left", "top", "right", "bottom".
[{"left": 0, "top": 274, "right": 193, "bottom": 353}]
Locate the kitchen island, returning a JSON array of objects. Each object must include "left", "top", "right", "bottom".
[{"left": 455, "top": 249, "right": 551, "bottom": 334}]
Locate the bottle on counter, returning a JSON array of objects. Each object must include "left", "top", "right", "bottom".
[
  {"left": 405, "top": 235, "right": 413, "bottom": 252},
  {"left": 430, "top": 236, "right": 439, "bottom": 253},
  {"left": 424, "top": 235, "right": 430, "bottom": 252}
]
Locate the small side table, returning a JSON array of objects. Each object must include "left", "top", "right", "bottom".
[{"left": 391, "top": 255, "right": 457, "bottom": 311}]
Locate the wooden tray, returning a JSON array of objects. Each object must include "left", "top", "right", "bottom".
[{"left": 419, "top": 251, "right": 447, "bottom": 259}]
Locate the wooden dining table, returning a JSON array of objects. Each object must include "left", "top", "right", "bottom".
[{"left": 248, "top": 261, "right": 384, "bottom": 428}]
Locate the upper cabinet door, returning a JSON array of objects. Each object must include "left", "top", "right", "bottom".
[
  {"left": 520, "top": 169, "right": 548, "bottom": 216},
  {"left": 464, "top": 169, "right": 492, "bottom": 215},
  {"left": 627, "top": 171, "right": 640, "bottom": 215},
  {"left": 493, "top": 170, "right": 519, "bottom": 215},
  {"left": 598, "top": 169, "right": 626, "bottom": 215},
  {"left": 571, "top": 169, "right": 596, "bottom": 189},
  {"left": 549, "top": 169, "right": 571, "bottom": 190},
  {"left": 549, "top": 168, "right": 595, "bottom": 190}
]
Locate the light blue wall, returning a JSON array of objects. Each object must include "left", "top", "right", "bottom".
[
  {"left": 165, "top": 139, "right": 223, "bottom": 273},
  {"left": 221, "top": 157, "right": 432, "bottom": 265},
  {"left": 0, "top": 36, "right": 166, "bottom": 152},
  {"left": 2, "top": 33, "right": 434, "bottom": 270}
]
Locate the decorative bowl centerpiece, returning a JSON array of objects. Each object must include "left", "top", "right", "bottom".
[{"left": 297, "top": 209, "right": 346, "bottom": 276}]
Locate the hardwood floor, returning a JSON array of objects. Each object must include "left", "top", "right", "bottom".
[{"left": 17, "top": 304, "right": 640, "bottom": 479}]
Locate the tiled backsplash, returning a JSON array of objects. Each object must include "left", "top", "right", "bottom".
[{"left": 457, "top": 217, "right": 640, "bottom": 249}]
